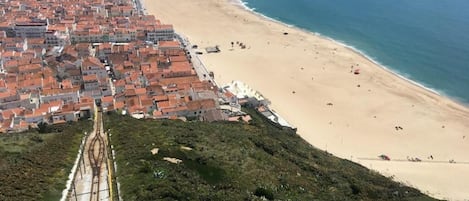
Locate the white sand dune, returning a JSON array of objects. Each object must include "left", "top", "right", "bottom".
[{"left": 144, "top": 0, "right": 469, "bottom": 199}]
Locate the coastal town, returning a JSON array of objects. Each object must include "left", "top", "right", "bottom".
[
  {"left": 1, "top": 0, "right": 469, "bottom": 200},
  {"left": 0, "top": 0, "right": 292, "bottom": 133}
]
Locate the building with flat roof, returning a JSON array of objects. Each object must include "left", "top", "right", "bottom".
[
  {"left": 146, "top": 24, "right": 175, "bottom": 42},
  {"left": 14, "top": 22, "right": 48, "bottom": 38}
]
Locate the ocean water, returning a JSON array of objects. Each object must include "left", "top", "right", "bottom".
[{"left": 242, "top": 0, "right": 469, "bottom": 104}]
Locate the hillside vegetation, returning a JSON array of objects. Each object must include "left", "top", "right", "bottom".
[
  {"left": 105, "top": 110, "right": 436, "bottom": 201},
  {"left": 0, "top": 121, "right": 92, "bottom": 201}
]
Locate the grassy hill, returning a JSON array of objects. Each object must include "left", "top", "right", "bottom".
[
  {"left": 104, "top": 110, "right": 436, "bottom": 201},
  {"left": 0, "top": 120, "right": 92, "bottom": 201}
]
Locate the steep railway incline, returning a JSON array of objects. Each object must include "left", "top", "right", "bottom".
[
  {"left": 88, "top": 112, "right": 106, "bottom": 201},
  {"left": 69, "top": 111, "right": 112, "bottom": 201}
]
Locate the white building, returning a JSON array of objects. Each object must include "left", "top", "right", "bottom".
[
  {"left": 40, "top": 88, "right": 80, "bottom": 104},
  {"left": 83, "top": 74, "right": 100, "bottom": 91},
  {"left": 224, "top": 80, "right": 266, "bottom": 101},
  {"left": 108, "top": 28, "right": 137, "bottom": 42},
  {"left": 146, "top": 24, "right": 175, "bottom": 42},
  {"left": 70, "top": 31, "right": 90, "bottom": 43},
  {"left": 81, "top": 57, "right": 107, "bottom": 79},
  {"left": 45, "top": 30, "right": 69, "bottom": 47},
  {"left": 14, "top": 22, "right": 47, "bottom": 38}
]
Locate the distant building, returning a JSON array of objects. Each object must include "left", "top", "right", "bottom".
[
  {"left": 146, "top": 24, "right": 175, "bottom": 42},
  {"left": 109, "top": 6, "right": 134, "bottom": 17},
  {"left": 14, "top": 22, "right": 48, "bottom": 38},
  {"left": 83, "top": 74, "right": 100, "bottom": 91},
  {"left": 109, "top": 28, "right": 137, "bottom": 42},
  {"left": 81, "top": 57, "right": 107, "bottom": 79},
  {"left": 40, "top": 88, "right": 80, "bottom": 104},
  {"left": 45, "top": 30, "right": 69, "bottom": 47}
]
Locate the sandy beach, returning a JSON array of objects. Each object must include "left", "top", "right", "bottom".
[{"left": 144, "top": 0, "right": 469, "bottom": 199}]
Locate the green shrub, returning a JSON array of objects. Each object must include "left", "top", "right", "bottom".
[
  {"left": 105, "top": 110, "right": 435, "bottom": 201},
  {"left": 254, "top": 187, "right": 274, "bottom": 200}
]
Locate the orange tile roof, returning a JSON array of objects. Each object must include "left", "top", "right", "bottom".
[
  {"left": 19, "top": 78, "right": 42, "bottom": 88},
  {"left": 83, "top": 74, "right": 98, "bottom": 82},
  {"left": 157, "top": 101, "right": 173, "bottom": 110},
  {"left": 114, "top": 99, "right": 125, "bottom": 107},
  {"left": 0, "top": 80, "right": 6, "bottom": 88},
  {"left": 101, "top": 96, "right": 114, "bottom": 103},
  {"left": 41, "top": 87, "right": 79, "bottom": 96},
  {"left": 153, "top": 110, "right": 162, "bottom": 116},
  {"left": 135, "top": 88, "right": 147, "bottom": 96},
  {"left": 158, "top": 41, "right": 180, "bottom": 48},
  {"left": 153, "top": 95, "right": 168, "bottom": 102},
  {"left": 187, "top": 99, "right": 217, "bottom": 111},
  {"left": 82, "top": 57, "right": 104, "bottom": 68},
  {"left": 18, "top": 64, "right": 41, "bottom": 73},
  {"left": 141, "top": 99, "right": 153, "bottom": 107},
  {"left": 61, "top": 80, "right": 73, "bottom": 89}
]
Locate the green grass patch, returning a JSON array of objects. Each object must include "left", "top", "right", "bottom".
[
  {"left": 0, "top": 120, "right": 93, "bottom": 201},
  {"left": 105, "top": 110, "right": 437, "bottom": 201}
]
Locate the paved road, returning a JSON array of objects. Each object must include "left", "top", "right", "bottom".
[{"left": 176, "top": 33, "right": 218, "bottom": 86}]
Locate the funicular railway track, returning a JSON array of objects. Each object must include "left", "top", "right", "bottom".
[{"left": 88, "top": 112, "right": 105, "bottom": 201}]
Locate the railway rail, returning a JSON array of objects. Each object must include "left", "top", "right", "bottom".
[{"left": 88, "top": 112, "right": 106, "bottom": 201}]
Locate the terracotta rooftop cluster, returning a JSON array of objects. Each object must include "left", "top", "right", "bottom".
[{"left": 0, "top": 0, "right": 230, "bottom": 133}]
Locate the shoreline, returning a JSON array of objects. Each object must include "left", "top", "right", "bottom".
[
  {"left": 234, "top": 0, "right": 469, "bottom": 108},
  {"left": 144, "top": 0, "right": 469, "bottom": 199}
]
